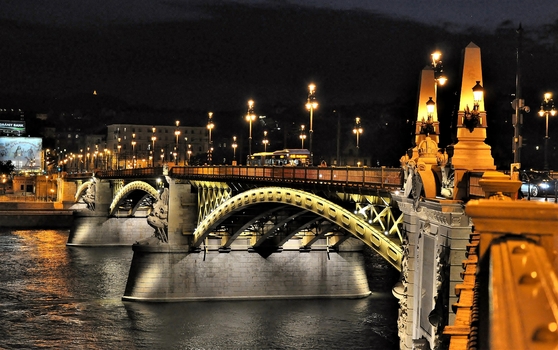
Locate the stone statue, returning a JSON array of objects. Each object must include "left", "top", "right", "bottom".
[
  {"left": 83, "top": 181, "right": 96, "bottom": 211},
  {"left": 147, "top": 188, "right": 169, "bottom": 243}
]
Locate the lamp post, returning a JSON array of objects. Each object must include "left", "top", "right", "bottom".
[
  {"left": 184, "top": 137, "right": 190, "bottom": 166},
  {"left": 262, "top": 131, "right": 269, "bottom": 152},
  {"left": 232, "top": 136, "right": 237, "bottom": 165},
  {"left": 105, "top": 149, "right": 110, "bottom": 170},
  {"left": 85, "top": 148, "right": 89, "bottom": 171},
  {"left": 300, "top": 125, "right": 306, "bottom": 149},
  {"left": 117, "top": 138, "right": 121, "bottom": 169},
  {"left": 246, "top": 100, "right": 256, "bottom": 157},
  {"left": 420, "top": 97, "right": 436, "bottom": 136},
  {"left": 431, "top": 51, "right": 447, "bottom": 90},
  {"left": 353, "top": 117, "right": 363, "bottom": 165},
  {"left": 463, "top": 81, "right": 484, "bottom": 132},
  {"left": 207, "top": 112, "right": 214, "bottom": 164},
  {"left": 187, "top": 144, "right": 192, "bottom": 165},
  {"left": 174, "top": 121, "right": 181, "bottom": 165},
  {"left": 45, "top": 175, "right": 49, "bottom": 201},
  {"left": 305, "top": 84, "right": 318, "bottom": 165},
  {"left": 539, "top": 92, "right": 557, "bottom": 170},
  {"left": 131, "top": 133, "right": 136, "bottom": 169},
  {"left": 151, "top": 127, "right": 156, "bottom": 167}
]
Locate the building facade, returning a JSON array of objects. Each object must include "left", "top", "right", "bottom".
[{"left": 106, "top": 123, "right": 209, "bottom": 169}]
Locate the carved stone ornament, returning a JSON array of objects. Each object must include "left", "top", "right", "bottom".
[
  {"left": 147, "top": 188, "right": 169, "bottom": 243},
  {"left": 463, "top": 104, "right": 480, "bottom": 132},
  {"left": 83, "top": 180, "right": 96, "bottom": 211},
  {"left": 412, "top": 172, "right": 423, "bottom": 211}
]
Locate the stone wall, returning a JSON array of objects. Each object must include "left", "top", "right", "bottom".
[
  {"left": 0, "top": 210, "right": 73, "bottom": 228},
  {"left": 123, "top": 246, "right": 371, "bottom": 302},
  {"left": 67, "top": 215, "right": 153, "bottom": 246}
]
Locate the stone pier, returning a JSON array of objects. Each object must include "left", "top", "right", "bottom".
[
  {"left": 67, "top": 177, "right": 153, "bottom": 246},
  {"left": 122, "top": 179, "right": 372, "bottom": 301}
]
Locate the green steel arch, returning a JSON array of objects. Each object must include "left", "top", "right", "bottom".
[
  {"left": 109, "top": 181, "right": 159, "bottom": 216},
  {"left": 75, "top": 180, "right": 94, "bottom": 203},
  {"left": 192, "top": 187, "right": 402, "bottom": 271}
]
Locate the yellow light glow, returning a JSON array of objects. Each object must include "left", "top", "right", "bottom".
[{"left": 431, "top": 51, "right": 441, "bottom": 64}]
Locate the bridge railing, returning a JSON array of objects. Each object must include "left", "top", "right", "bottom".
[
  {"left": 169, "top": 165, "right": 403, "bottom": 189},
  {"left": 94, "top": 167, "right": 165, "bottom": 178}
]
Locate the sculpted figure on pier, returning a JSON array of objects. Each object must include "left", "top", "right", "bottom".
[{"left": 147, "top": 188, "right": 169, "bottom": 243}]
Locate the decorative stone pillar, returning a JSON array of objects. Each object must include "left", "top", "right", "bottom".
[{"left": 393, "top": 193, "right": 472, "bottom": 350}]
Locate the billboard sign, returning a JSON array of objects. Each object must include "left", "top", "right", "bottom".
[
  {"left": 0, "top": 137, "right": 42, "bottom": 171},
  {"left": 0, "top": 121, "right": 26, "bottom": 136}
]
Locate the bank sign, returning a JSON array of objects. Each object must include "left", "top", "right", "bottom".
[
  {"left": 0, "top": 137, "right": 42, "bottom": 171},
  {"left": 0, "top": 121, "right": 26, "bottom": 136}
]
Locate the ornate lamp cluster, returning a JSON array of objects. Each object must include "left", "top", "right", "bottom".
[
  {"left": 245, "top": 100, "right": 256, "bottom": 157},
  {"left": 538, "top": 92, "right": 557, "bottom": 170},
  {"left": 353, "top": 117, "right": 364, "bottom": 166},
  {"left": 463, "top": 81, "right": 484, "bottom": 132},
  {"left": 305, "top": 84, "right": 318, "bottom": 164},
  {"left": 207, "top": 112, "right": 214, "bottom": 164},
  {"left": 420, "top": 97, "right": 436, "bottom": 136},
  {"left": 431, "top": 51, "right": 447, "bottom": 86}
]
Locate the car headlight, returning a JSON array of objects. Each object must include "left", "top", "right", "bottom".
[{"left": 540, "top": 183, "right": 549, "bottom": 189}]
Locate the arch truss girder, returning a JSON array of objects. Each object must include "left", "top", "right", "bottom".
[
  {"left": 218, "top": 204, "right": 286, "bottom": 248},
  {"left": 192, "top": 187, "right": 402, "bottom": 270},
  {"left": 109, "top": 181, "right": 159, "bottom": 216},
  {"left": 190, "top": 180, "right": 232, "bottom": 225},
  {"left": 355, "top": 199, "right": 403, "bottom": 242},
  {"left": 300, "top": 221, "right": 338, "bottom": 248},
  {"left": 251, "top": 209, "right": 316, "bottom": 249}
]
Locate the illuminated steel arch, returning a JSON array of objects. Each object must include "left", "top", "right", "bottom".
[
  {"left": 192, "top": 187, "right": 402, "bottom": 270},
  {"left": 109, "top": 181, "right": 160, "bottom": 216}
]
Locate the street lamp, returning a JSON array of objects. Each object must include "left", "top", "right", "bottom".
[
  {"left": 175, "top": 121, "right": 181, "bottom": 165},
  {"left": 305, "top": 84, "right": 318, "bottom": 165},
  {"left": 117, "top": 138, "right": 121, "bottom": 169},
  {"left": 539, "top": 92, "right": 557, "bottom": 170},
  {"left": 420, "top": 97, "right": 436, "bottom": 136},
  {"left": 246, "top": 100, "right": 256, "bottom": 156},
  {"left": 207, "top": 112, "right": 214, "bottom": 164},
  {"left": 353, "top": 117, "right": 363, "bottom": 165},
  {"left": 300, "top": 125, "right": 306, "bottom": 149},
  {"left": 131, "top": 133, "right": 136, "bottom": 169},
  {"left": 463, "top": 81, "right": 484, "bottom": 132},
  {"left": 232, "top": 136, "right": 237, "bottom": 164},
  {"left": 262, "top": 131, "right": 269, "bottom": 152},
  {"left": 431, "top": 51, "right": 447, "bottom": 87},
  {"left": 187, "top": 144, "right": 192, "bottom": 165},
  {"left": 151, "top": 127, "right": 157, "bottom": 167}
]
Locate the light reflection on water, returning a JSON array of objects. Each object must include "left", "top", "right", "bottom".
[{"left": 0, "top": 229, "right": 399, "bottom": 350}]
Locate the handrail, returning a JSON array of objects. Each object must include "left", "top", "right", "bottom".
[
  {"left": 168, "top": 165, "right": 403, "bottom": 190},
  {"left": 69, "top": 165, "right": 404, "bottom": 190}
]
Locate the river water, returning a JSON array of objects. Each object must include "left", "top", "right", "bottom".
[{"left": 0, "top": 229, "right": 400, "bottom": 350}]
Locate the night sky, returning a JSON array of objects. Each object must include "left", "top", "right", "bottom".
[
  {"left": 0, "top": 1, "right": 556, "bottom": 110},
  {"left": 1, "top": 1, "right": 558, "bottom": 168}
]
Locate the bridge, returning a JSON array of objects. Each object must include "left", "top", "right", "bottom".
[{"left": 59, "top": 42, "right": 558, "bottom": 350}]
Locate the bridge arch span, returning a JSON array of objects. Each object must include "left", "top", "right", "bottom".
[
  {"left": 109, "top": 181, "right": 160, "bottom": 216},
  {"left": 192, "top": 186, "right": 402, "bottom": 270}
]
